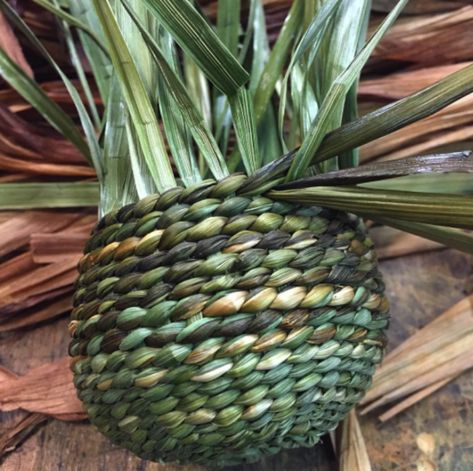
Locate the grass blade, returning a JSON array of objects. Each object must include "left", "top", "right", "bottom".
[
  {"left": 369, "top": 218, "right": 473, "bottom": 255},
  {"left": 0, "top": 182, "right": 99, "bottom": 209},
  {"left": 278, "top": 151, "right": 473, "bottom": 188},
  {"left": 68, "top": 0, "right": 112, "bottom": 104},
  {"left": 253, "top": 0, "right": 303, "bottom": 123},
  {"left": 248, "top": 0, "right": 269, "bottom": 93},
  {"left": 338, "top": 83, "right": 360, "bottom": 168},
  {"left": 270, "top": 186, "right": 473, "bottom": 229},
  {"left": 157, "top": 29, "right": 200, "bottom": 187},
  {"left": 122, "top": 1, "right": 228, "bottom": 180},
  {"left": 142, "top": 0, "right": 248, "bottom": 95},
  {"left": 0, "top": 47, "right": 90, "bottom": 160},
  {"left": 92, "top": 0, "right": 175, "bottom": 191},
  {"left": 115, "top": 1, "right": 158, "bottom": 97},
  {"left": 101, "top": 77, "right": 138, "bottom": 215},
  {"left": 317, "top": 63, "right": 473, "bottom": 164},
  {"left": 0, "top": 0, "right": 102, "bottom": 180},
  {"left": 288, "top": 0, "right": 408, "bottom": 180},
  {"left": 278, "top": 0, "right": 339, "bottom": 147},
  {"left": 216, "top": 0, "right": 240, "bottom": 57},
  {"left": 32, "top": 0, "right": 107, "bottom": 55},
  {"left": 183, "top": 55, "right": 212, "bottom": 174},
  {"left": 229, "top": 88, "right": 260, "bottom": 174},
  {"left": 51, "top": 0, "right": 101, "bottom": 128},
  {"left": 125, "top": 119, "right": 157, "bottom": 198},
  {"left": 244, "top": 62, "right": 473, "bottom": 190},
  {"left": 364, "top": 172, "right": 473, "bottom": 194}
]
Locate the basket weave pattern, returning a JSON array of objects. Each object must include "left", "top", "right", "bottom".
[{"left": 69, "top": 175, "right": 388, "bottom": 465}]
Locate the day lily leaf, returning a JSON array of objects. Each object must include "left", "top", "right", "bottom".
[
  {"left": 278, "top": 151, "right": 473, "bottom": 188},
  {"left": 0, "top": 0, "right": 102, "bottom": 179},
  {"left": 372, "top": 218, "right": 473, "bottom": 256},
  {"left": 270, "top": 186, "right": 473, "bottom": 229},
  {"left": 288, "top": 0, "right": 408, "bottom": 180},
  {"left": 92, "top": 0, "right": 175, "bottom": 191},
  {"left": 0, "top": 182, "right": 99, "bottom": 209},
  {"left": 122, "top": 0, "right": 229, "bottom": 180},
  {"left": 142, "top": 0, "right": 248, "bottom": 95}
]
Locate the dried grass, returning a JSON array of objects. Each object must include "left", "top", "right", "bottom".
[{"left": 360, "top": 295, "right": 473, "bottom": 420}]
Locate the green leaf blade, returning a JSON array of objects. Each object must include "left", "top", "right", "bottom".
[
  {"left": 121, "top": 1, "right": 229, "bottom": 180},
  {"left": 0, "top": 47, "right": 90, "bottom": 160},
  {"left": 92, "top": 0, "right": 175, "bottom": 192},
  {"left": 230, "top": 88, "right": 260, "bottom": 174},
  {"left": 0, "top": 182, "right": 99, "bottom": 209},
  {"left": 288, "top": 0, "right": 408, "bottom": 180},
  {"left": 270, "top": 186, "right": 473, "bottom": 229},
  {"left": 143, "top": 0, "right": 248, "bottom": 95}
]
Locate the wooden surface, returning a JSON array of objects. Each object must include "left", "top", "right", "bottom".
[{"left": 1, "top": 248, "right": 472, "bottom": 471}]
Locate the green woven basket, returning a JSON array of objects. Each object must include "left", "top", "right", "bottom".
[{"left": 69, "top": 175, "right": 388, "bottom": 466}]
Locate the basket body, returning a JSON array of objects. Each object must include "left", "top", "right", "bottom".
[{"left": 69, "top": 176, "right": 388, "bottom": 466}]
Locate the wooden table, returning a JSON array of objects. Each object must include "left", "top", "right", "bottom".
[{"left": 1, "top": 248, "right": 472, "bottom": 471}]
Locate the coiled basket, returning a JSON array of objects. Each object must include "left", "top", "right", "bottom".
[{"left": 69, "top": 175, "right": 388, "bottom": 466}]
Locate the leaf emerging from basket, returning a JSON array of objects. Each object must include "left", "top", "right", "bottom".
[{"left": 1, "top": 0, "right": 473, "bottom": 467}]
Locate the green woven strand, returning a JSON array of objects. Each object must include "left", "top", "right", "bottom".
[{"left": 70, "top": 175, "right": 388, "bottom": 466}]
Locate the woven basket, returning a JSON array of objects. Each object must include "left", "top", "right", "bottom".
[{"left": 69, "top": 175, "right": 388, "bottom": 466}]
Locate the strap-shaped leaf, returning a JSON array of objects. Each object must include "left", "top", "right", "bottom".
[
  {"left": 278, "top": 0, "right": 340, "bottom": 149},
  {"left": 243, "top": 63, "right": 473, "bottom": 190},
  {"left": 216, "top": 0, "right": 240, "bottom": 57},
  {"left": 101, "top": 79, "right": 138, "bottom": 214},
  {"left": 229, "top": 88, "right": 260, "bottom": 174},
  {"left": 288, "top": 0, "right": 408, "bottom": 180},
  {"left": 0, "top": 182, "right": 99, "bottom": 209},
  {"left": 0, "top": 0, "right": 102, "bottom": 179},
  {"left": 122, "top": 1, "right": 229, "bottom": 180},
  {"left": 157, "top": 30, "right": 201, "bottom": 187},
  {"left": 0, "top": 47, "right": 90, "bottom": 160},
  {"left": 253, "top": 0, "right": 303, "bottom": 122},
  {"left": 278, "top": 151, "right": 473, "bottom": 188},
  {"left": 270, "top": 186, "right": 473, "bottom": 229},
  {"left": 317, "top": 62, "right": 473, "bottom": 164},
  {"left": 371, "top": 218, "right": 473, "bottom": 256},
  {"left": 92, "top": 0, "right": 175, "bottom": 191},
  {"left": 32, "top": 0, "right": 107, "bottom": 55},
  {"left": 69, "top": 0, "right": 112, "bottom": 104},
  {"left": 142, "top": 0, "right": 248, "bottom": 95},
  {"left": 52, "top": 0, "right": 100, "bottom": 128},
  {"left": 365, "top": 173, "right": 473, "bottom": 194}
]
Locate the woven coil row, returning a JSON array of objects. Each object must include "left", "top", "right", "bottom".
[{"left": 69, "top": 175, "right": 388, "bottom": 466}]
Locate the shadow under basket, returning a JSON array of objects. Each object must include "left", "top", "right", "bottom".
[{"left": 69, "top": 176, "right": 388, "bottom": 466}]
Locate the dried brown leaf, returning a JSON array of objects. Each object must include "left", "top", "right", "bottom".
[
  {"left": 31, "top": 232, "right": 89, "bottom": 264},
  {"left": 0, "top": 211, "right": 83, "bottom": 258},
  {"left": 361, "top": 96, "right": 473, "bottom": 162},
  {"left": 359, "top": 63, "right": 471, "bottom": 100},
  {"left": 0, "top": 413, "right": 47, "bottom": 458},
  {"left": 361, "top": 295, "right": 473, "bottom": 418},
  {"left": 370, "top": 226, "right": 443, "bottom": 259},
  {"left": 338, "top": 411, "right": 372, "bottom": 471},
  {"left": 0, "top": 294, "right": 72, "bottom": 332},
  {"left": 379, "top": 376, "right": 455, "bottom": 422},
  {"left": 0, "top": 257, "right": 79, "bottom": 310},
  {"left": 370, "top": 6, "right": 473, "bottom": 66},
  {"left": 0, "top": 252, "right": 35, "bottom": 284},
  {"left": 0, "top": 11, "right": 33, "bottom": 78},
  {"left": 0, "top": 358, "right": 86, "bottom": 421}
]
